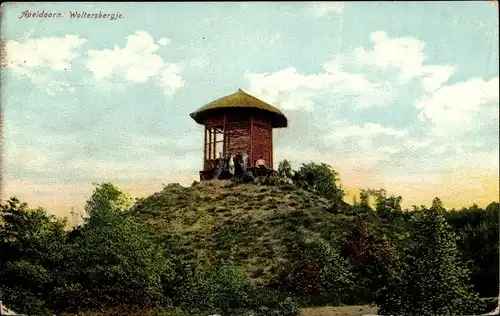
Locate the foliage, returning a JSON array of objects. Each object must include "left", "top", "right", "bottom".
[
  {"left": 340, "top": 215, "right": 400, "bottom": 305},
  {"left": 311, "top": 239, "right": 354, "bottom": 304},
  {"left": 277, "top": 159, "right": 294, "bottom": 180},
  {"left": 58, "top": 307, "right": 187, "bottom": 316},
  {"left": 444, "top": 201, "right": 499, "bottom": 297},
  {"left": 84, "top": 182, "right": 134, "bottom": 218},
  {"left": 358, "top": 188, "right": 402, "bottom": 219},
  {"left": 261, "top": 174, "right": 293, "bottom": 186},
  {"left": 0, "top": 197, "right": 67, "bottom": 316},
  {"left": 253, "top": 295, "right": 300, "bottom": 316},
  {"left": 274, "top": 233, "right": 353, "bottom": 306},
  {"left": 377, "top": 198, "right": 483, "bottom": 316},
  {"left": 53, "top": 183, "right": 173, "bottom": 314},
  {"left": 293, "top": 162, "right": 344, "bottom": 203},
  {"left": 176, "top": 261, "right": 256, "bottom": 315},
  {"left": 1, "top": 171, "right": 498, "bottom": 315}
]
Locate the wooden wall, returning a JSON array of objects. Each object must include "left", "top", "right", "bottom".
[
  {"left": 251, "top": 124, "right": 272, "bottom": 168},
  {"left": 201, "top": 111, "right": 275, "bottom": 171},
  {"left": 225, "top": 122, "right": 251, "bottom": 157}
]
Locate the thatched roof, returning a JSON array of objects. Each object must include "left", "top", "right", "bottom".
[{"left": 190, "top": 89, "right": 288, "bottom": 128}]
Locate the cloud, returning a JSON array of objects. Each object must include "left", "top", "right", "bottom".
[
  {"left": 321, "top": 123, "right": 408, "bottom": 169},
  {"left": 3, "top": 125, "right": 201, "bottom": 179},
  {"left": 309, "top": 2, "right": 343, "bottom": 17},
  {"left": 4, "top": 34, "right": 87, "bottom": 71},
  {"left": 3, "top": 34, "right": 87, "bottom": 94},
  {"left": 244, "top": 63, "right": 389, "bottom": 111},
  {"left": 158, "top": 37, "right": 171, "bottom": 46},
  {"left": 353, "top": 31, "right": 456, "bottom": 92},
  {"left": 245, "top": 31, "right": 465, "bottom": 112},
  {"left": 416, "top": 76, "right": 499, "bottom": 136},
  {"left": 86, "top": 30, "right": 185, "bottom": 96},
  {"left": 243, "top": 30, "right": 497, "bottom": 210},
  {"left": 328, "top": 123, "right": 407, "bottom": 140},
  {"left": 403, "top": 139, "right": 433, "bottom": 149}
]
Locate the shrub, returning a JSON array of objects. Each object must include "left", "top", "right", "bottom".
[
  {"left": 273, "top": 235, "right": 353, "bottom": 306},
  {"left": 177, "top": 261, "right": 256, "bottom": 315}
]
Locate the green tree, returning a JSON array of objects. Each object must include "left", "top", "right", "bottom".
[
  {"left": 445, "top": 201, "right": 499, "bottom": 297},
  {"left": 0, "top": 197, "right": 68, "bottom": 316},
  {"left": 358, "top": 188, "right": 402, "bottom": 218},
  {"left": 53, "top": 183, "right": 173, "bottom": 314},
  {"left": 378, "top": 198, "right": 482, "bottom": 316},
  {"left": 84, "top": 182, "right": 134, "bottom": 218},
  {"left": 293, "top": 162, "right": 344, "bottom": 203}
]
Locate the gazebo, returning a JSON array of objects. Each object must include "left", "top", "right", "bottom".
[{"left": 190, "top": 88, "right": 288, "bottom": 181}]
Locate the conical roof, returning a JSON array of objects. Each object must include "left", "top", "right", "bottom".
[{"left": 190, "top": 89, "right": 287, "bottom": 128}]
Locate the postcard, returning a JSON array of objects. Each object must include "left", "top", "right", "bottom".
[{"left": 1, "top": 2, "right": 498, "bottom": 316}]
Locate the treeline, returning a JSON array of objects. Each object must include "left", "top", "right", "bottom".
[
  {"left": 0, "top": 161, "right": 498, "bottom": 316},
  {"left": 268, "top": 161, "right": 499, "bottom": 314}
]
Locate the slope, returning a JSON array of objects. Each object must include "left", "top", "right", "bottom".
[{"left": 129, "top": 181, "right": 354, "bottom": 286}]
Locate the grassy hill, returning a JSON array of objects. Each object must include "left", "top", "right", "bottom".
[{"left": 129, "top": 181, "right": 353, "bottom": 286}]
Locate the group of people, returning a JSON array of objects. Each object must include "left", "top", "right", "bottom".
[{"left": 213, "top": 152, "right": 267, "bottom": 180}]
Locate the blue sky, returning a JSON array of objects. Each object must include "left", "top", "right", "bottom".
[{"left": 1, "top": 1, "right": 498, "bottom": 217}]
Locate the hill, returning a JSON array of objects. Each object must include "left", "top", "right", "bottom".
[{"left": 129, "top": 181, "right": 353, "bottom": 286}]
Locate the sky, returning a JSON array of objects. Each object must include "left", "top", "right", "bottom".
[{"left": 1, "top": 1, "right": 499, "bottom": 219}]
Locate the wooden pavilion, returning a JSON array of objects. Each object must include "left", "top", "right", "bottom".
[{"left": 190, "top": 88, "right": 288, "bottom": 181}]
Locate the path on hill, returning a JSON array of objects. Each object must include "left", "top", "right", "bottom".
[{"left": 301, "top": 305, "right": 378, "bottom": 316}]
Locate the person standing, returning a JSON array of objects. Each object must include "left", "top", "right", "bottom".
[
  {"left": 229, "top": 154, "right": 235, "bottom": 176},
  {"left": 234, "top": 154, "right": 243, "bottom": 180},
  {"left": 242, "top": 153, "right": 249, "bottom": 173},
  {"left": 213, "top": 152, "right": 225, "bottom": 180}
]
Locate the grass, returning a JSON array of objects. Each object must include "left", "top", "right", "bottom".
[{"left": 128, "top": 181, "right": 354, "bottom": 286}]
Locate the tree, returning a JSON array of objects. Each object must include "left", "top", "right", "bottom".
[
  {"left": 445, "top": 201, "right": 499, "bottom": 297},
  {"left": 293, "top": 162, "right": 344, "bottom": 203},
  {"left": 0, "top": 197, "right": 67, "bottom": 316},
  {"left": 358, "top": 189, "right": 402, "bottom": 218},
  {"left": 84, "top": 182, "right": 133, "bottom": 219},
  {"left": 378, "top": 198, "right": 482, "bottom": 315},
  {"left": 52, "top": 183, "right": 173, "bottom": 314},
  {"left": 340, "top": 216, "right": 399, "bottom": 305}
]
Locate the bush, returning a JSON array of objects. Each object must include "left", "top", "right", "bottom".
[
  {"left": 59, "top": 307, "right": 187, "bottom": 316},
  {"left": 262, "top": 174, "right": 293, "bottom": 186},
  {"left": 273, "top": 235, "right": 353, "bottom": 306},
  {"left": 252, "top": 292, "right": 300, "bottom": 316},
  {"left": 277, "top": 160, "right": 294, "bottom": 180},
  {"left": 177, "top": 261, "right": 256, "bottom": 315}
]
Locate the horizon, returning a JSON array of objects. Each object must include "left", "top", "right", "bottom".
[{"left": 1, "top": 1, "right": 499, "bottom": 218}]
